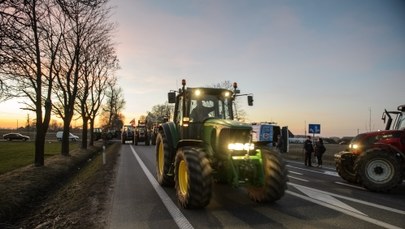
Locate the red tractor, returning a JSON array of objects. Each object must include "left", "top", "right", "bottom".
[{"left": 335, "top": 104, "right": 405, "bottom": 192}]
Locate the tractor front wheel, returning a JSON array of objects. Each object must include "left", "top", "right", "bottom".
[
  {"left": 336, "top": 157, "right": 358, "bottom": 184},
  {"left": 156, "top": 132, "right": 174, "bottom": 187},
  {"left": 355, "top": 149, "right": 401, "bottom": 192},
  {"left": 175, "top": 147, "right": 212, "bottom": 209},
  {"left": 247, "top": 148, "right": 288, "bottom": 203}
]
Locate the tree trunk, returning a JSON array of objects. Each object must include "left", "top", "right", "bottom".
[
  {"left": 89, "top": 118, "right": 95, "bottom": 147},
  {"left": 81, "top": 117, "right": 88, "bottom": 149},
  {"left": 61, "top": 119, "right": 71, "bottom": 156},
  {"left": 34, "top": 122, "right": 45, "bottom": 166}
]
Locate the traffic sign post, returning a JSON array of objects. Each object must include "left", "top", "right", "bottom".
[
  {"left": 308, "top": 124, "right": 321, "bottom": 142},
  {"left": 308, "top": 124, "right": 321, "bottom": 134}
]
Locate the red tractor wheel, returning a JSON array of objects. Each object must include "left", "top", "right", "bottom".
[{"left": 355, "top": 149, "right": 402, "bottom": 192}]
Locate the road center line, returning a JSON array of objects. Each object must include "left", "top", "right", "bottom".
[
  {"left": 287, "top": 175, "right": 309, "bottom": 182},
  {"left": 335, "top": 181, "right": 366, "bottom": 190},
  {"left": 130, "top": 145, "right": 194, "bottom": 229}
]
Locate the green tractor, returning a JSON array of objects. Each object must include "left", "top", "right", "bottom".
[{"left": 155, "top": 79, "right": 288, "bottom": 209}]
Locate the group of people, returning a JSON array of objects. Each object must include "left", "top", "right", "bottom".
[{"left": 303, "top": 136, "right": 326, "bottom": 168}]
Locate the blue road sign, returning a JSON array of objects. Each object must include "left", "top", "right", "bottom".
[{"left": 309, "top": 124, "right": 321, "bottom": 134}]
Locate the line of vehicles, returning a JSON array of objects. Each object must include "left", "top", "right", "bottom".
[{"left": 121, "top": 120, "right": 156, "bottom": 146}]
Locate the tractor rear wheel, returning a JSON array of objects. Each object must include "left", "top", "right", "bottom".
[
  {"left": 247, "top": 148, "right": 288, "bottom": 203},
  {"left": 355, "top": 149, "right": 401, "bottom": 192},
  {"left": 175, "top": 147, "right": 212, "bottom": 209},
  {"left": 156, "top": 131, "right": 174, "bottom": 187}
]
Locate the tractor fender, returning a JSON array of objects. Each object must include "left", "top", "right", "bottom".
[
  {"left": 159, "top": 122, "right": 179, "bottom": 153},
  {"left": 177, "top": 139, "right": 204, "bottom": 150},
  {"left": 362, "top": 144, "right": 405, "bottom": 162}
]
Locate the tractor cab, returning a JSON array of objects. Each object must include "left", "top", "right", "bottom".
[{"left": 168, "top": 80, "right": 252, "bottom": 140}]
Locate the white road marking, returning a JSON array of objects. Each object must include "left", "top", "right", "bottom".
[
  {"left": 289, "top": 182, "right": 405, "bottom": 215},
  {"left": 293, "top": 185, "right": 366, "bottom": 216},
  {"left": 287, "top": 175, "right": 308, "bottom": 182},
  {"left": 287, "top": 164, "right": 328, "bottom": 174},
  {"left": 335, "top": 181, "right": 366, "bottom": 190},
  {"left": 286, "top": 190, "right": 402, "bottom": 229},
  {"left": 288, "top": 171, "right": 303, "bottom": 175},
  {"left": 287, "top": 164, "right": 342, "bottom": 177},
  {"left": 323, "top": 170, "right": 339, "bottom": 177},
  {"left": 130, "top": 146, "right": 194, "bottom": 229}
]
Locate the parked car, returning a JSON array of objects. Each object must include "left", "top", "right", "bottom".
[
  {"left": 3, "top": 133, "right": 30, "bottom": 141},
  {"left": 56, "top": 131, "right": 79, "bottom": 141}
]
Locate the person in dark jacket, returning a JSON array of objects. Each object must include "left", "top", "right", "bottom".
[
  {"left": 314, "top": 138, "right": 326, "bottom": 168},
  {"left": 303, "top": 136, "right": 314, "bottom": 167}
]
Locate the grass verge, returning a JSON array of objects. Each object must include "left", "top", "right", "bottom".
[
  {"left": 0, "top": 142, "right": 116, "bottom": 227},
  {"left": 0, "top": 141, "right": 80, "bottom": 175}
]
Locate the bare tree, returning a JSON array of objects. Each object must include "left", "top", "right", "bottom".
[
  {"left": 52, "top": 0, "right": 110, "bottom": 155},
  {"left": 0, "top": 0, "right": 63, "bottom": 166},
  {"left": 146, "top": 103, "right": 172, "bottom": 128},
  {"left": 74, "top": 3, "right": 118, "bottom": 148},
  {"left": 99, "top": 82, "right": 125, "bottom": 132}
]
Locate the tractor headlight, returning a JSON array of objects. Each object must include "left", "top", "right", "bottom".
[
  {"left": 349, "top": 143, "right": 360, "bottom": 149},
  {"left": 228, "top": 143, "right": 255, "bottom": 151}
]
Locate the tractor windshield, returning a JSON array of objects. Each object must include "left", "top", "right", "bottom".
[
  {"left": 189, "top": 91, "right": 233, "bottom": 122},
  {"left": 395, "top": 113, "right": 405, "bottom": 130}
]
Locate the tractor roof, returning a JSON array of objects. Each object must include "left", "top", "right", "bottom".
[{"left": 185, "top": 87, "right": 233, "bottom": 96}]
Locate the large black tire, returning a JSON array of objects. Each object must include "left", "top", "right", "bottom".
[
  {"left": 247, "top": 148, "right": 288, "bottom": 203},
  {"left": 156, "top": 131, "right": 175, "bottom": 187},
  {"left": 336, "top": 160, "right": 358, "bottom": 184},
  {"left": 145, "top": 135, "right": 150, "bottom": 146},
  {"left": 175, "top": 147, "right": 212, "bottom": 209},
  {"left": 354, "top": 149, "right": 402, "bottom": 192}
]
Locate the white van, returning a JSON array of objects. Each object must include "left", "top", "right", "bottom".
[{"left": 56, "top": 131, "right": 79, "bottom": 141}]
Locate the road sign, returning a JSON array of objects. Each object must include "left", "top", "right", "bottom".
[{"left": 309, "top": 124, "right": 321, "bottom": 134}]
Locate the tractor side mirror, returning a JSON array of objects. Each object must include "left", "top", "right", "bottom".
[
  {"left": 247, "top": 95, "right": 253, "bottom": 106},
  {"left": 168, "top": 92, "right": 176, "bottom": 103}
]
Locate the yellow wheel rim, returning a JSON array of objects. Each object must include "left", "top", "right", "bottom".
[
  {"left": 178, "top": 160, "right": 188, "bottom": 196},
  {"left": 158, "top": 140, "right": 164, "bottom": 175}
]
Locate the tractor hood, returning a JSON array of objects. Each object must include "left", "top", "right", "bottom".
[
  {"left": 202, "top": 118, "right": 253, "bottom": 154},
  {"left": 348, "top": 129, "right": 404, "bottom": 155},
  {"left": 204, "top": 118, "right": 252, "bottom": 130}
]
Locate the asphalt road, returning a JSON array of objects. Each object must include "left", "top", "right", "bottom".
[{"left": 109, "top": 144, "right": 405, "bottom": 229}]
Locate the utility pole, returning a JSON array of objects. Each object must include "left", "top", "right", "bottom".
[{"left": 369, "top": 107, "right": 372, "bottom": 132}]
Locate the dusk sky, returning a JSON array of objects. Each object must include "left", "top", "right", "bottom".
[{"left": 1, "top": 0, "right": 404, "bottom": 137}]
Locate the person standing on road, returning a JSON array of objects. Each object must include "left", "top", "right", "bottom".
[
  {"left": 314, "top": 138, "right": 326, "bottom": 168},
  {"left": 303, "top": 136, "right": 314, "bottom": 167},
  {"left": 276, "top": 134, "right": 284, "bottom": 153}
]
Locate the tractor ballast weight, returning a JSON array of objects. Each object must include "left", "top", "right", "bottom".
[{"left": 156, "top": 79, "right": 288, "bottom": 209}]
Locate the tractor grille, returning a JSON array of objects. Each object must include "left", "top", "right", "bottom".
[{"left": 218, "top": 128, "right": 251, "bottom": 153}]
